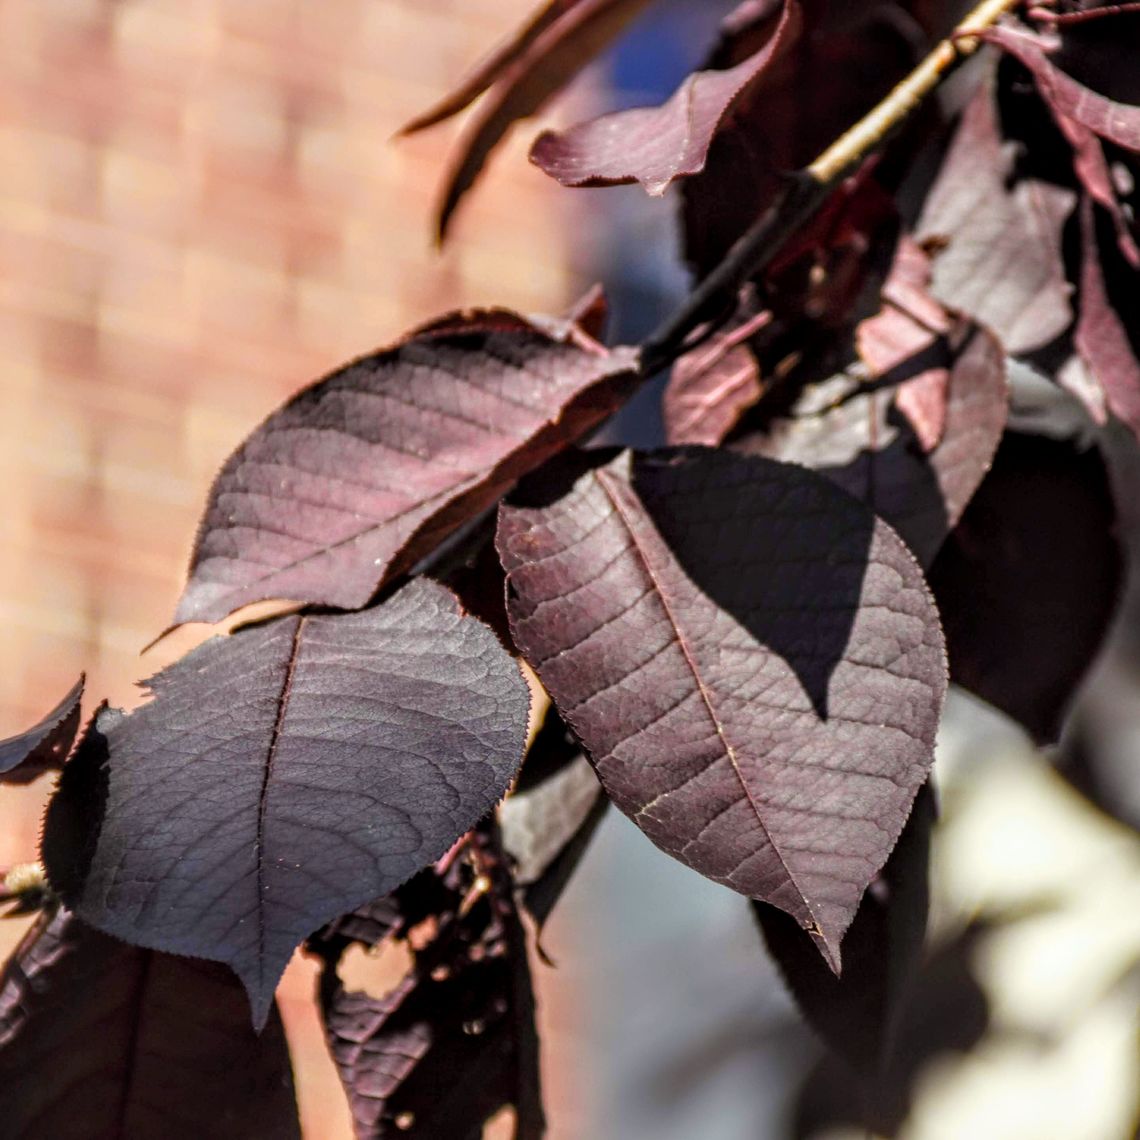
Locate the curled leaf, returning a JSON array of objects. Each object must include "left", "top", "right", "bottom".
[
  {"left": 530, "top": 0, "right": 801, "bottom": 194},
  {"left": 498, "top": 448, "right": 946, "bottom": 966},
  {"left": 43, "top": 579, "right": 530, "bottom": 1026}
]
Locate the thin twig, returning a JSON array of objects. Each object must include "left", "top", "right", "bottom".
[{"left": 639, "top": 0, "right": 1023, "bottom": 375}]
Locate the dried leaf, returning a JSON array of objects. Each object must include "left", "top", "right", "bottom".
[
  {"left": 530, "top": 0, "right": 801, "bottom": 195},
  {"left": 0, "top": 908, "right": 299, "bottom": 1140},
  {"left": 497, "top": 448, "right": 946, "bottom": 965},
  {"left": 928, "top": 432, "right": 1122, "bottom": 744},
  {"left": 173, "top": 309, "right": 638, "bottom": 626},
  {"left": 427, "top": 0, "right": 655, "bottom": 238},
  {"left": 739, "top": 322, "right": 1008, "bottom": 567},
  {"left": 916, "top": 75, "right": 1077, "bottom": 355},
  {"left": 755, "top": 782, "right": 934, "bottom": 1074},
  {"left": 316, "top": 827, "right": 543, "bottom": 1140},
  {"left": 0, "top": 676, "right": 83, "bottom": 785},
  {"left": 42, "top": 578, "right": 530, "bottom": 1026}
]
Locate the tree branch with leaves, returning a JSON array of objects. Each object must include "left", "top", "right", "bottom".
[{"left": 2, "top": 0, "right": 1137, "bottom": 1136}]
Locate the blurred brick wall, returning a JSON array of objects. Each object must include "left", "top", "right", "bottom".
[{"left": 0, "top": 1, "right": 585, "bottom": 1135}]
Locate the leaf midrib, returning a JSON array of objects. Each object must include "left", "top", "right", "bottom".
[
  {"left": 593, "top": 468, "right": 810, "bottom": 918},
  {"left": 255, "top": 615, "right": 306, "bottom": 1000}
]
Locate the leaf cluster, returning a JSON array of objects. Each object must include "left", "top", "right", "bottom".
[{"left": 1, "top": 1, "right": 1137, "bottom": 1135}]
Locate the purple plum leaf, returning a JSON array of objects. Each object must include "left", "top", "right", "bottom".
[
  {"left": 42, "top": 578, "right": 530, "bottom": 1026},
  {"left": 497, "top": 448, "right": 946, "bottom": 966},
  {"left": 0, "top": 908, "right": 299, "bottom": 1140},
  {"left": 174, "top": 309, "right": 638, "bottom": 627}
]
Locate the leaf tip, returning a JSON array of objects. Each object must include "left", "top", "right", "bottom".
[
  {"left": 236, "top": 965, "right": 279, "bottom": 1034},
  {"left": 807, "top": 920, "right": 843, "bottom": 977}
]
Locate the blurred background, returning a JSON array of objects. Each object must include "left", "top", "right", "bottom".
[{"left": 1, "top": 2, "right": 1137, "bottom": 1138}]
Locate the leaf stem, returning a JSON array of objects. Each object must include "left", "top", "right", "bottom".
[{"left": 639, "top": 0, "right": 1023, "bottom": 375}]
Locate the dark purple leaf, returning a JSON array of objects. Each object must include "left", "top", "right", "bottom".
[
  {"left": 755, "top": 782, "right": 934, "bottom": 1074},
  {"left": 0, "top": 675, "right": 84, "bottom": 785},
  {"left": 416, "top": 0, "right": 656, "bottom": 238},
  {"left": 42, "top": 578, "right": 530, "bottom": 1026},
  {"left": 317, "top": 826, "right": 543, "bottom": 1140},
  {"left": 916, "top": 74, "right": 1077, "bottom": 355},
  {"left": 0, "top": 908, "right": 299, "bottom": 1140},
  {"left": 663, "top": 301, "right": 772, "bottom": 446},
  {"left": 530, "top": 0, "right": 801, "bottom": 194},
  {"left": 1075, "top": 197, "right": 1140, "bottom": 439},
  {"left": 497, "top": 448, "right": 946, "bottom": 966},
  {"left": 738, "top": 320, "right": 1008, "bottom": 568},
  {"left": 173, "top": 310, "right": 638, "bottom": 626},
  {"left": 928, "top": 432, "right": 1122, "bottom": 744}
]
